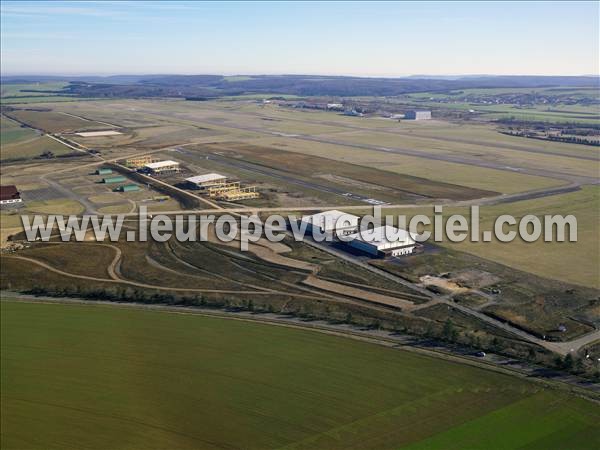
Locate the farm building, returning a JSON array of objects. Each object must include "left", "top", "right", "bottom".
[
  {"left": 96, "top": 168, "right": 113, "bottom": 175},
  {"left": 103, "top": 176, "right": 127, "bottom": 184},
  {"left": 186, "top": 173, "right": 227, "bottom": 188},
  {"left": 144, "top": 160, "right": 181, "bottom": 175},
  {"left": 404, "top": 110, "right": 431, "bottom": 120},
  {"left": 117, "top": 184, "right": 140, "bottom": 192},
  {"left": 0, "top": 185, "right": 23, "bottom": 206},
  {"left": 347, "top": 225, "right": 416, "bottom": 257},
  {"left": 125, "top": 155, "right": 160, "bottom": 169},
  {"left": 300, "top": 210, "right": 359, "bottom": 236}
]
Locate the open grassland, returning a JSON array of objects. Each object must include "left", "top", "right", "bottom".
[
  {"left": 3, "top": 109, "right": 114, "bottom": 133},
  {"left": 0, "top": 82, "right": 80, "bottom": 104},
  {"left": 0, "top": 134, "right": 74, "bottom": 161},
  {"left": 452, "top": 186, "right": 600, "bottom": 289},
  {"left": 1, "top": 114, "right": 74, "bottom": 161},
  {"left": 323, "top": 129, "right": 597, "bottom": 179},
  {"left": 24, "top": 98, "right": 587, "bottom": 193},
  {"left": 2, "top": 300, "right": 599, "bottom": 450},
  {"left": 362, "top": 186, "right": 600, "bottom": 289},
  {"left": 251, "top": 135, "right": 565, "bottom": 194},
  {"left": 0, "top": 115, "right": 39, "bottom": 145},
  {"left": 404, "top": 87, "right": 600, "bottom": 125},
  {"left": 1, "top": 82, "right": 68, "bottom": 97},
  {"left": 192, "top": 142, "right": 496, "bottom": 201}
]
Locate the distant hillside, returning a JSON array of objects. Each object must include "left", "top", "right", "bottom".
[{"left": 2, "top": 74, "right": 598, "bottom": 99}]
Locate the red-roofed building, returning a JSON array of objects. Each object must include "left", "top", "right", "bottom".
[{"left": 0, "top": 185, "right": 23, "bottom": 206}]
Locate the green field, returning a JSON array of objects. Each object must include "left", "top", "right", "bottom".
[
  {"left": 0, "top": 134, "right": 74, "bottom": 161},
  {"left": 0, "top": 82, "right": 81, "bottom": 104},
  {"left": 2, "top": 300, "right": 599, "bottom": 450},
  {"left": 0, "top": 115, "right": 39, "bottom": 145}
]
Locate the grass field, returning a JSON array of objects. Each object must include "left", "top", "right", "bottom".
[
  {"left": 3, "top": 109, "right": 113, "bottom": 133},
  {"left": 0, "top": 82, "right": 68, "bottom": 97},
  {"left": 359, "top": 186, "right": 600, "bottom": 289},
  {"left": 2, "top": 300, "right": 599, "bottom": 450},
  {"left": 0, "top": 115, "right": 39, "bottom": 145},
  {"left": 0, "top": 134, "right": 74, "bottom": 161},
  {"left": 0, "top": 82, "right": 81, "bottom": 104},
  {"left": 452, "top": 186, "right": 600, "bottom": 289}
]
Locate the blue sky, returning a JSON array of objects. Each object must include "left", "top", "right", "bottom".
[{"left": 1, "top": 1, "right": 598, "bottom": 76}]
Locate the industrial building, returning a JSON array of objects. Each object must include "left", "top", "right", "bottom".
[
  {"left": 300, "top": 210, "right": 360, "bottom": 236},
  {"left": 0, "top": 185, "right": 23, "bottom": 206},
  {"left": 103, "top": 176, "right": 127, "bottom": 184},
  {"left": 96, "top": 168, "right": 113, "bottom": 175},
  {"left": 186, "top": 173, "right": 227, "bottom": 188},
  {"left": 117, "top": 184, "right": 140, "bottom": 192},
  {"left": 218, "top": 186, "right": 259, "bottom": 201},
  {"left": 125, "top": 155, "right": 160, "bottom": 169},
  {"left": 144, "top": 160, "right": 181, "bottom": 175},
  {"left": 404, "top": 110, "right": 431, "bottom": 120},
  {"left": 347, "top": 226, "right": 416, "bottom": 257}
]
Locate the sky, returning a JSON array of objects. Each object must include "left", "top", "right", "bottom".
[{"left": 1, "top": 1, "right": 598, "bottom": 77}]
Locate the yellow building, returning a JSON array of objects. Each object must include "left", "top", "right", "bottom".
[{"left": 125, "top": 155, "right": 160, "bottom": 168}]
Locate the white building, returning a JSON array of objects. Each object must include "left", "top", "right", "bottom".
[
  {"left": 347, "top": 225, "right": 417, "bottom": 257},
  {"left": 404, "top": 110, "right": 431, "bottom": 120},
  {"left": 185, "top": 173, "right": 227, "bottom": 188},
  {"left": 300, "top": 210, "right": 359, "bottom": 236},
  {"left": 144, "top": 160, "right": 181, "bottom": 175}
]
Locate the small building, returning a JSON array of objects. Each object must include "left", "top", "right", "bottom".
[
  {"left": 300, "top": 210, "right": 359, "bottom": 236},
  {"left": 327, "top": 103, "right": 344, "bottom": 111},
  {"left": 125, "top": 155, "right": 160, "bottom": 169},
  {"left": 186, "top": 173, "right": 227, "bottom": 188},
  {"left": 117, "top": 184, "right": 140, "bottom": 192},
  {"left": 144, "top": 160, "right": 180, "bottom": 175},
  {"left": 347, "top": 225, "right": 416, "bottom": 257},
  {"left": 96, "top": 168, "right": 113, "bottom": 175},
  {"left": 0, "top": 185, "right": 23, "bottom": 206},
  {"left": 404, "top": 110, "right": 431, "bottom": 120},
  {"left": 103, "top": 176, "right": 127, "bottom": 184}
]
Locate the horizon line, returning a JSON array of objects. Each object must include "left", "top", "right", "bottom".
[{"left": 2, "top": 72, "right": 599, "bottom": 79}]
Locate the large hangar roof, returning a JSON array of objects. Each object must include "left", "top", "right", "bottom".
[
  {"left": 145, "top": 160, "right": 180, "bottom": 169},
  {"left": 301, "top": 210, "right": 360, "bottom": 231},
  {"left": 186, "top": 173, "right": 227, "bottom": 184},
  {"left": 348, "top": 226, "right": 416, "bottom": 249}
]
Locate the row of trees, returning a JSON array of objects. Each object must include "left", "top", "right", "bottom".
[{"left": 18, "top": 283, "right": 599, "bottom": 382}]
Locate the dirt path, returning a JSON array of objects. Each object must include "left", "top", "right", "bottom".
[
  {"left": 303, "top": 275, "right": 415, "bottom": 310},
  {"left": 5, "top": 255, "right": 272, "bottom": 295}
]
